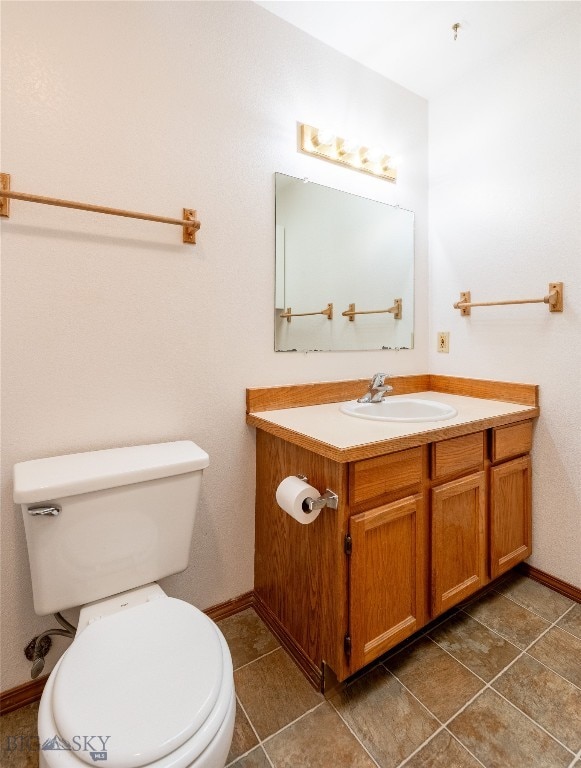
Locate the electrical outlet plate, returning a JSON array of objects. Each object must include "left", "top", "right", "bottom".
[{"left": 437, "top": 332, "right": 450, "bottom": 353}]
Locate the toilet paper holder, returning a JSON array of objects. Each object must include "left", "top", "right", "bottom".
[{"left": 296, "top": 475, "right": 339, "bottom": 513}]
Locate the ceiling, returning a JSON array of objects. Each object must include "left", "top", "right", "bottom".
[{"left": 256, "top": 1, "right": 575, "bottom": 99}]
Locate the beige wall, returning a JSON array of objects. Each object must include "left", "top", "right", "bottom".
[
  {"left": 0, "top": 1, "right": 429, "bottom": 690},
  {"left": 429, "top": 8, "right": 581, "bottom": 587}
]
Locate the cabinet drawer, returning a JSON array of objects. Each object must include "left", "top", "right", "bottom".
[
  {"left": 350, "top": 447, "right": 422, "bottom": 507},
  {"left": 492, "top": 421, "right": 533, "bottom": 463},
  {"left": 431, "top": 432, "right": 484, "bottom": 481}
]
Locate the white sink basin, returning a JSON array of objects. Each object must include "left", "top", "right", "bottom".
[{"left": 340, "top": 398, "right": 458, "bottom": 422}]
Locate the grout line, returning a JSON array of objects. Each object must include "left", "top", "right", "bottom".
[
  {"left": 394, "top": 725, "right": 447, "bottom": 768},
  {"left": 458, "top": 605, "right": 540, "bottom": 649},
  {"left": 234, "top": 693, "right": 261, "bottom": 743},
  {"left": 491, "top": 686, "right": 575, "bottom": 756},
  {"left": 427, "top": 603, "right": 521, "bottom": 652},
  {"left": 522, "top": 654, "right": 581, "bottom": 694},
  {"left": 233, "top": 645, "right": 281, "bottom": 674},
  {"left": 495, "top": 601, "right": 575, "bottom": 669},
  {"left": 226, "top": 744, "right": 271, "bottom": 768},
  {"left": 224, "top": 693, "right": 265, "bottom": 768},
  {"left": 228, "top": 700, "right": 328, "bottom": 767},
  {"left": 260, "top": 700, "right": 326, "bottom": 746},
  {"left": 382, "top": 665, "right": 447, "bottom": 728},
  {"left": 381, "top": 660, "right": 522, "bottom": 766},
  {"left": 327, "top": 698, "right": 382, "bottom": 768},
  {"left": 426, "top": 634, "right": 489, "bottom": 685},
  {"left": 489, "top": 584, "right": 575, "bottom": 624},
  {"left": 261, "top": 745, "right": 276, "bottom": 768},
  {"left": 445, "top": 728, "right": 489, "bottom": 768},
  {"left": 397, "top": 725, "right": 490, "bottom": 768},
  {"left": 383, "top": 644, "right": 489, "bottom": 729},
  {"left": 546, "top": 605, "right": 581, "bottom": 643}
]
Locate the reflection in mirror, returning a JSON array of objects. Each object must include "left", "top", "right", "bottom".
[{"left": 274, "top": 173, "right": 414, "bottom": 352}]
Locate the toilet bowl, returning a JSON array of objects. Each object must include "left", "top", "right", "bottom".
[{"left": 37, "top": 586, "right": 235, "bottom": 768}]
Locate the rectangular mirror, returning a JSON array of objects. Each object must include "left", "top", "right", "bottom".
[{"left": 274, "top": 173, "right": 414, "bottom": 352}]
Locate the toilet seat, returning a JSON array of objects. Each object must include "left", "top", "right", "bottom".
[{"left": 40, "top": 598, "right": 234, "bottom": 768}]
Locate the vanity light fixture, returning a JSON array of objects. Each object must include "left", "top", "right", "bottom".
[{"left": 299, "top": 123, "right": 397, "bottom": 183}]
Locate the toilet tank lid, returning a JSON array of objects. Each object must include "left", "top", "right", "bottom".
[{"left": 13, "top": 441, "right": 209, "bottom": 504}]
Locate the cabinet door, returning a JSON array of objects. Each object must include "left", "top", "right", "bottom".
[
  {"left": 431, "top": 472, "right": 486, "bottom": 616},
  {"left": 490, "top": 456, "right": 532, "bottom": 579},
  {"left": 349, "top": 495, "right": 425, "bottom": 671}
]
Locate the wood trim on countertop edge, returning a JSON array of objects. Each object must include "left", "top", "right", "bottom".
[
  {"left": 0, "top": 590, "right": 256, "bottom": 716},
  {"left": 246, "top": 407, "right": 539, "bottom": 464},
  {"left": 246, "top": 374, "right": 538, "bottom": 413},
  {"left": 518, "top": 564, "right": 581, "bottom": 603}
]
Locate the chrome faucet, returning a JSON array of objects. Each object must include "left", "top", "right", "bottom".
[{"left": 357, "top": 372, "right": 393, "bottom": 403}]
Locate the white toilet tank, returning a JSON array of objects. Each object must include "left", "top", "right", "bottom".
[{"left": 14, "top": 441, "right": 209, "bottom": 615}]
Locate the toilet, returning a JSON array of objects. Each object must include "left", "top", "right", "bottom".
[{"left": 13, "top": 441, "right": 235, "bottom": 768}]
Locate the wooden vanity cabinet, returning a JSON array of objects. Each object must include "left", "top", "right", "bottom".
[{"left": 254, "top": 419, "right": 534, "bottom": 689}]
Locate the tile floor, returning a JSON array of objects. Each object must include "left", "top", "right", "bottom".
[{"left": 1, "top": 574, "right": 580, "bottom": 768}]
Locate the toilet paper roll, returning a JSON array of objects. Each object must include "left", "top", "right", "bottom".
[{"left": 275, "top": 476, "right": 322, "bottom": 525}]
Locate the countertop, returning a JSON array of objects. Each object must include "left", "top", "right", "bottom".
[{"left": 247, "top": 391, "right": 538, "bottom": 463}]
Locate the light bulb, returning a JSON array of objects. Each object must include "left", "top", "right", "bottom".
[
  {"left": 367, "top": 147, "right": 386, "bottom": 163},
  {"left": 312, "top": 127, "right": 335, "bottom": 148},
  {"left": 338, "top": 137, "right": 359, "bottom": 156}
]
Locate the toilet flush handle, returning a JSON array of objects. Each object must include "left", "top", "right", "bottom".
[{"left": 28, "top": 504, "right": 61, "bottom": 516}]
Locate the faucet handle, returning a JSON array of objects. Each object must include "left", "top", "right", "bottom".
[
  {"left": 357, "top": 372, "right": 393, "bottom": 403},
  {"left": 371, "top": 372, "right": 390, "bottom": 388}
]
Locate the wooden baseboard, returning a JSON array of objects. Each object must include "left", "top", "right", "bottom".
[
  {"left": 1, "top": 590, "right": 256, "bottom": 716},
  {"left": 518, "top": 564, "right": 581, "bottom": 602},
  {"left": 0, "top": 675, "right": 48, "bottom": 716},
  {"left": 253, "top": 592, "right": 323, "bottom": 692},
  {"left": 204, "top": 590, "right": 256, "bottom": 622}
]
